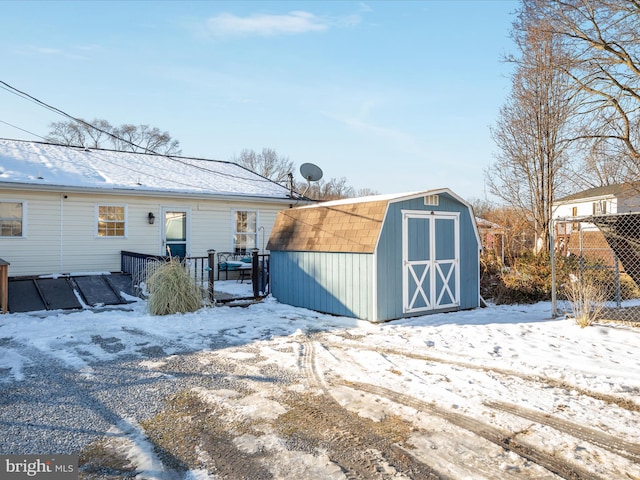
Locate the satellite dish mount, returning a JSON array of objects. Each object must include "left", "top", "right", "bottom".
[{"left": 299, "top": 163, "right": 323, "bottom": 197}]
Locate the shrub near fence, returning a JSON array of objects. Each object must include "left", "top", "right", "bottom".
[{"left": 551, "top": 215, "right": 640, "bottom": 324}]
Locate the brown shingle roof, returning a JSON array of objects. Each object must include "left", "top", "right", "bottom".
[{"left": 267, "top": 200, "right": 388, "bottom": 253}]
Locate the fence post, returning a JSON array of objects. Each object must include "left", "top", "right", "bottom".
[
  {"left": 0, "top": 258, "right": 9, "bottom": 314},
  {"left": 207, "top": 249, "right": 216, "bottom": 302},
  {"left": 251, "top": 248, "right": 259, "bottom": 298},
  {"left": 614, "top": 252, "right": 621, "bottom": 308},
  {"left": 550, "top": 219, "right": 558, "bottom": 318}
]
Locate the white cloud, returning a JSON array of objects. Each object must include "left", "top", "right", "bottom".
[
  {"left": 205, "top": 11, "right": 329, "bottom": 37},
  {"left": 24, "top": 45, "right": 90, "bottom": 60}
]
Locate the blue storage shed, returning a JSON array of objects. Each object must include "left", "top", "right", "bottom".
[{"left": 267, "top": 189, "right": 481, "bottom": 322}]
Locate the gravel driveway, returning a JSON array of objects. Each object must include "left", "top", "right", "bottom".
[{"left": 2, "top": 311, "right": 639, "bottom": 479}]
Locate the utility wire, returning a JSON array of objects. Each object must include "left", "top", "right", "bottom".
[
  {"left": 0, "top": 79, "right": 303, "bottom": 196},
  {"left": 0, "top": 119, "right": 48, "bottom": 141}
]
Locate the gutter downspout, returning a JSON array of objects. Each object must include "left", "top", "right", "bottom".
[{"left": 60, "top": 194, "right": 65, "bottom": 273}]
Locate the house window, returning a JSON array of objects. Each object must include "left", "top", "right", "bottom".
[
  {"left": 0, "top": 201, "right": 24, "bottom": 237},
  {"left": 97, "top": 205, "right": 126, "bottom": 237},
  {"left": 233, "top": 210, "right": 257, "bottom": 254},
  {"left": 592, "top": 201, "right": 606, "bottom": 215}
]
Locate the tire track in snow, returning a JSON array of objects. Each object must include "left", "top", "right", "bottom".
[
  {"left": 340, "top": 380, "right": 604, "bottom": 480},
  {"left": 327, "top": 337, "right": 640, "bottom": 414},
  {"left": 485, "top": 400, "right": 640, "bottom": 464},
  {"left": 299, "top": 335, "right": 446, "bottom": 480}
]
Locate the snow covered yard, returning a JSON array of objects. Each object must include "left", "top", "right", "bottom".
[{"left": 1, "top": 281, "right": 639, "bottom": 479}]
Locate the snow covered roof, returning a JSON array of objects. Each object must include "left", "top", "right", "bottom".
[{"left": 0, "top": 138, "right": 298, "bottom": 201}]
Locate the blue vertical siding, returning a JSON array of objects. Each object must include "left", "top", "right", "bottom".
[
  {"left": 376, "top": 193, "right": 480, "bottom": 320},
  {"left": 270, "top": 251, "right": 374, "bottom": 321},
  {"left": 269, "top": 191, "right": 480, "bottom": 323}
]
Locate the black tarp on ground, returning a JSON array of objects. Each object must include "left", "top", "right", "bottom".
[
  {"left": 585, "top": 213, "right": 640, "bottom": 287},
  {"left": 37, "top": 278, "right": 83, "bottom": 310},
  {"left": 73, "top": 275, "right": 123, "bottom": 306},
  {"left": 7, "top": 279, "right": 47, "bottom": 313},
  {"left": 104, "top": 273, "right": 135, "bottom": 298},
  {"left": 7, "top": 274, "right": 134, "bottom": 313}
]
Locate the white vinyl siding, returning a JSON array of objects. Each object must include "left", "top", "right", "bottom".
[{"left": 0, "top": 189, "right": 287, "bottom": 277}]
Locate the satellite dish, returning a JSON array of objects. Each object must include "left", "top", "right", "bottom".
[{"left": 300, "top": 163, "right": 323, "bottom": 182}]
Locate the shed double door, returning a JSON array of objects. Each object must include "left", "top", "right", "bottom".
[{"left": 402, "top": 211, "right": 459, "bottom": 313}]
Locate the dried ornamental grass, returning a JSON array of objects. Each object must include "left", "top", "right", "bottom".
[
  {"left": 146, "top": 258, "right": 204, "bottom": 315},
  {"left": 564, "top": 274, "right": 607, "bottom": 328}
]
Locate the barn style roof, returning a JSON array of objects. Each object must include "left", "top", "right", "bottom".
[
  {"left": 0, "top": 138, "right": 300, "bottom": 201},
  {"left": 267, "top": 198, "right": 389, "bottom": 253},
  {"left": 268, "top": 189, "right": 470, "bottom": 253}
]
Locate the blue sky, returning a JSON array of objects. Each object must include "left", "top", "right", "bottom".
[{"left": 1, "top": 1, "right": 518, "bottom": 201}]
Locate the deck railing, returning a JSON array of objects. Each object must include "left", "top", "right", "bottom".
[
  {"left": 121, "top": 251, "right": 209, "bottom": 296},
  {"left": 120, "top": 250, "right": 269, "bottom": 301}
]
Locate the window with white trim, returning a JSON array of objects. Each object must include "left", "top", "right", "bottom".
[
  {"left": 0, "top": 201, "right": 24, "bottom": 237},
  {"left": 233, "top": 210, "right": 257, "bottom": 254},
  {"left": 97, "top": 205, "right": 126, "bottom": 237}
]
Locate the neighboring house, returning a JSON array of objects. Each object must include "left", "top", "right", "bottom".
[
  {"left": 553, "top": 183, "right": 640, "bottom": 219},
  {"left": 267, "top": 189, "right": 481, "bottom": 323},
  {"left": 476, "top": 217, "right": 504, "bottom": 263},
  {"left": 0, "top": 138, "right": 309, "bottom": 278},
  {"left": 552, "top": 183, "right": 640, "bottom": 256}
]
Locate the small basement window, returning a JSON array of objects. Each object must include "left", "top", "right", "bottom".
[{"left": 424, "top": 195, "right": 439, "bottom": 206}]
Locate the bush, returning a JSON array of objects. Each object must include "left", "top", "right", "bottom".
[
  {"left": 146, "top": 258, "right": 204, "bottom": 315},
  {"left": 481, "top": 252, "right": 578, "bottom": 305},
  {"left": 481, "top": 250, "right": 640, "bottom": 305},
  {"left": 482, "top": 253, "right": 552, "bottom": 304},
  {"left": 563, "top": 275, "right": 606, "bottom": 328}
]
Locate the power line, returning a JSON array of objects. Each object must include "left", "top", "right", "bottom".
[
  {"left": 0, "top": 119, "right": 48, "bottom": 141},
  {"left": 0, "top": 79, "right": 303, "bottom": 195}
]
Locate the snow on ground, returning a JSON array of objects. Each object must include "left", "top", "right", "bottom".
[{"left": 1, "top": 281, "right": 640, "bottom": 478}]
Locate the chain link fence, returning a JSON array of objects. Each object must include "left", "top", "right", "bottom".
[{"left": 551, "top": 214, "right": 640, "bottom": 324}]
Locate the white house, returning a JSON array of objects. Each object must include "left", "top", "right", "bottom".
[
  {"left": 553, "top": 183, "right": 640, "bottom": 219},
  {"left": 0, "top": 139, "right": 309, "bottom": 278},
  {"left": 552, "top": 183, "right": 640, "bottom": 258}
]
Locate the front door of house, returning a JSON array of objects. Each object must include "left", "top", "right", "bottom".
[
  {"left": 402, "top": 211, "right": 459, "bottom": 314},
  {"left": 163, "top": 208, "right": 189, "bottom": 258}
]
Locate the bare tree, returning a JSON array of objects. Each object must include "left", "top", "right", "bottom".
[
  {"left": 540, "top": 0, "right": 640, "bottom": 173},
  {"left": 47, "top": 118, "right": 111, "bottom": 149},
  {"left": 47, "top": 119, "right": 182, "bottom": 155},
  {"left": 486, "top": 0, "right": 576, "bottom": 253},
  {"left": 304, "top": 177, "right": 356, "bottom": 201},
  {"left": 232, "top": 148, "right": 294, "bottom": 184},
  {"left": 112, "top": 124, "right": 181, "bottom": 154}
]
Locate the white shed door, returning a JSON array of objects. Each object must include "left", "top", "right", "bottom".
[{"left": 403, "top": 211, "right": 459, "bottom": 314}]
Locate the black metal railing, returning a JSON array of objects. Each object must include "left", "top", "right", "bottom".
[
  {"left": 253, "top": 253, "right": 270, "bottom": 297},
  {"left": 120, "top": 251, "right": 209, "bottom": 296},
  {"left": 121, "top": 250, "right": 269, "bottom": 301}
]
